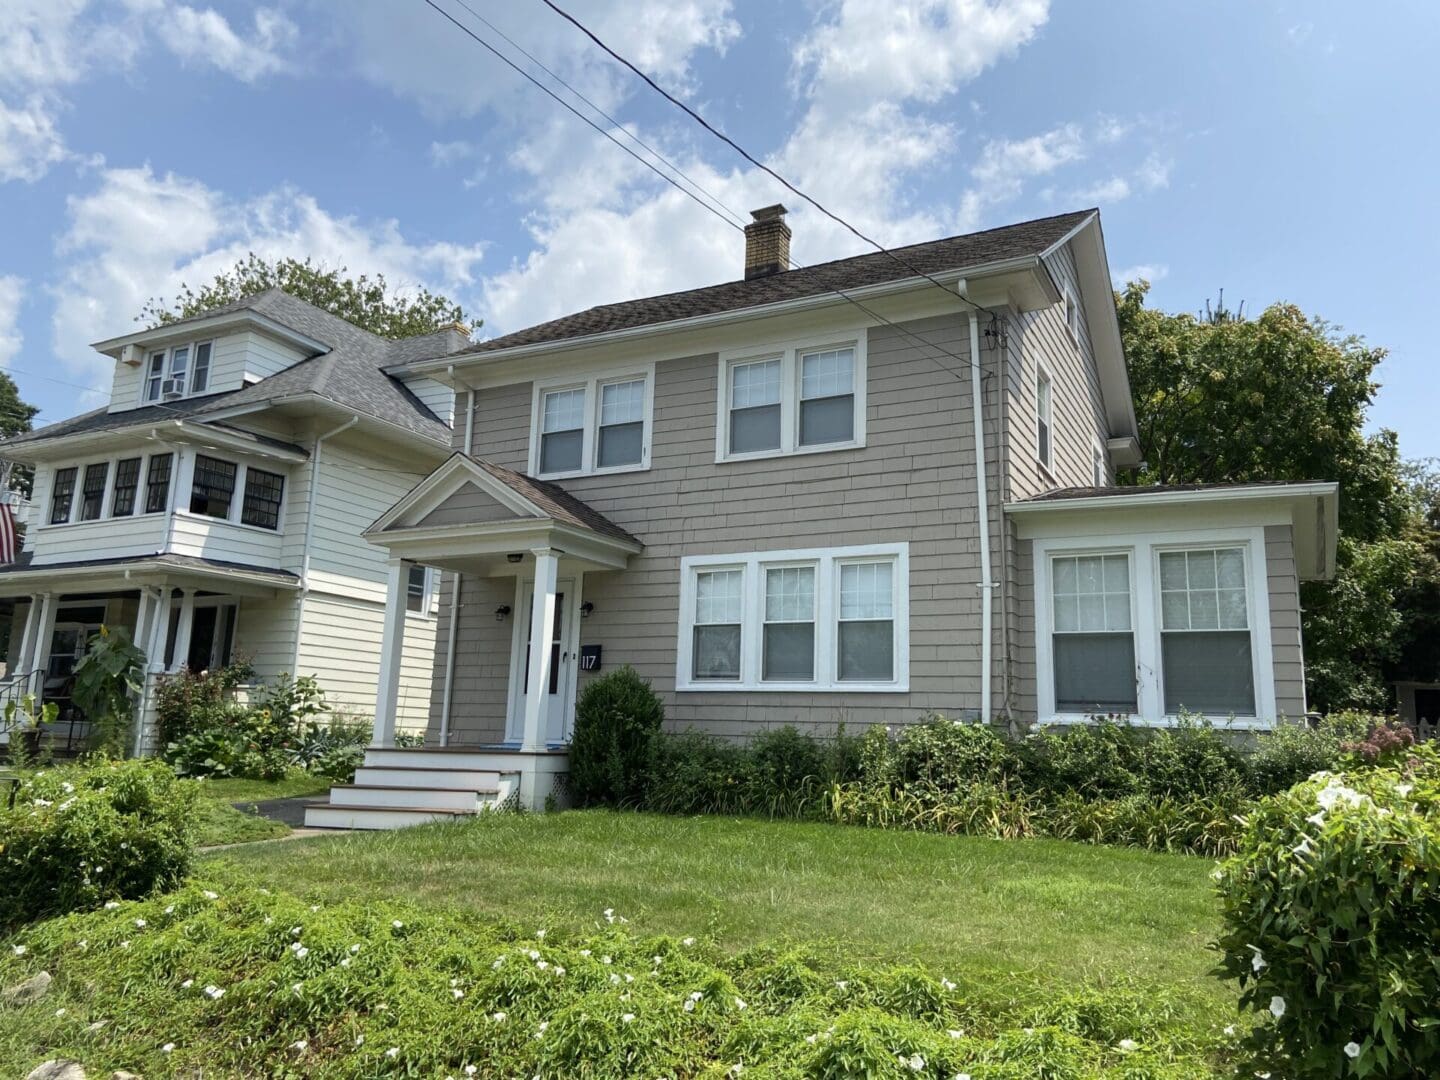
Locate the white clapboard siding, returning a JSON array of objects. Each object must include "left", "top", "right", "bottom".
[
  {"left": 400, "top": 375, "right": 455, "bottom": 427},
  {"left": 168, "top": 511, "right": 286, "bottom": 567},
  {"left": 105, "top": 330, "right": 310, "bottom": 416},
  {"left": 28, "top": 515, "right": 169, "bottom": 564},
  {"left": 233, "top": 594, "right": 301, "bottom": 681},
  {"left": 234, "top": 330, "right": 309, "bottom": 386}
]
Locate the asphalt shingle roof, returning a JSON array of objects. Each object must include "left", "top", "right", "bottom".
[
  {"left": 451, "top": 209, "right": 1093, "bottom": 357},
  {"left": 3, "top": 289, "right": 470, "bottom": 450},
  {"left": 468, "top": 457, "right": 641, "bottom": 547}
]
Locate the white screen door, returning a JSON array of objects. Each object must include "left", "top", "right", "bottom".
[{"left": 507, "top": 577, "right": 577, "bottom": 745}]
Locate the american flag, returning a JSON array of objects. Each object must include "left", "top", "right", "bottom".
[{"left": 0, "top": 495, "right": 16, "bottom": 564}]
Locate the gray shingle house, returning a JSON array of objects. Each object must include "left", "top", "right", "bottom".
[{"left": 304, "top": 207, "right": 1337, "bottom": 828}]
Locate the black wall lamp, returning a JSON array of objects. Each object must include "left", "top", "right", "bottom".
[
  {"left": 580, "top": 601, "right": 595, "bottom": 618},
  {"left": 506, "top": 553, "right": 523, "bottom": 564},
  {"left": 495, "top": 605, "right": 512, "bottom": 621}
]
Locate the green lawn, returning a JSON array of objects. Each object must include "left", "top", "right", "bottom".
[
  {"left": 194, "top": 774, "right": 332, "bottom": 847},
  {"left": 214, "top": 809, "right": 1225, "bottom": 1011},
  {"left": 197, "top": 774, "right": 333, "bottom": 802}
]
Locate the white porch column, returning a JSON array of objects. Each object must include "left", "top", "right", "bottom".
[
  {"left": 13, "top": 593, "right": 43, "bottom": 679},
  {"left": 31, "top": 592, "right": 58, "bottom": 696},
  {"left": 169, "top": 588, "right": 196, "bottom": 673},
  {"left": 129, "top": 588, "right": 156, "bottom": 757},
  {"left": 521, "top": 548, "right": 559, "bottom": 753},
  {"left": 372, "top": 558, "right": 408, "bottom": 748},
  {"left": 146, "top": 589, "right": 173, "bottom": 677}
]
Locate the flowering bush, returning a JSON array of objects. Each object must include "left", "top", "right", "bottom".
[
  {"left": 0, "top": 759, "right": 198, "bottom": 929},
  {"left": 1213, "top": 747, "right": 1440, "bottom": 1077},
  {"left": 1340, "top": 717, "right": 1416, "bottom": 766},
  {"left": 0, "top": 874, "right": 1222, "bottom": 1077},
  {"left": 570, "top": 666, "right": 665, "bottom": 806}
]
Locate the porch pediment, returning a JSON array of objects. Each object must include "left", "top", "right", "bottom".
[{"left": 366, "top": 453, "right": 641, "bottom": 573}]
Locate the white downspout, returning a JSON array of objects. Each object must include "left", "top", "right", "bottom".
[
  {"left": 962, "top": 304, "right": 996, "bottom": 723},
  {"left": 291, "top": 415, "right": 360, "bottom": 674},
  {"left": 438, "top": 387, "right": 474, "bottom": 747}
]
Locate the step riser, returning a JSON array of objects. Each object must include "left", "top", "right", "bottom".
[
  {"left": 304, "top": 806, "right": 462, "bottom": 830},
  {"left": 363, "top": 749, "right": 523, "bottom": 771},
  {"left": 353, "top": 767, "right": 501, "bottom": 789},
  {"left": 329, "top": 786, "right": 485, "bottom": 811}
]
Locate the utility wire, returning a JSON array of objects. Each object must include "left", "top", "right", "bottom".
[
  {"left": 538, "top": 0, "right": 992, "bottom": 318},
  {"left": 423, "top": 0, "right": 997, "bottom": 384}
]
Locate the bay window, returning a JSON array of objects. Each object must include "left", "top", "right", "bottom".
[
  {"left": 530, "top": 366, "right": 653, "bottom": 477},
  {"left": 717, "top": 332, "right": 866, "bottom": 461},
  {"left": 1036, "top": 531, "right": 1272, "bottom": 724},
  {"left": 679, "top": 543, "right": 907, "bottom": 691}
]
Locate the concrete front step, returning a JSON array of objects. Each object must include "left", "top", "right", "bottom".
[
  {"left": 328, "top": 783, "right": 496, "bottom": 811},
  {"left": 353, "top": 765, "right": 502, "bottom": 789},
  {"left": 303, "top": 803, "right": 474, "bottom": 830},
  {"left": 360, "top": 746, "right": 565, "bottom": 771}
]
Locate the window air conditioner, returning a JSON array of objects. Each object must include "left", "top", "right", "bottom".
[{"left": 161, "top": 376, "right": 186, "bottom": 400}]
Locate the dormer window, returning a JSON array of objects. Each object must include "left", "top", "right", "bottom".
[{"left": 143, "top": 341, "right": 213, "bottom": 402}]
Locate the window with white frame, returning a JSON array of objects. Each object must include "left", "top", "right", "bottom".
[
  {"left": 1092, "top": 439, "right": 1107, "bottom": 487},
  {"left": 43, "top": 452, "right": 176, "bottom": 526},
  {"left": 678, "top": 543, "right": 907, "bottom": 691},
  {"left": 530, "top": 368, "right": 652, "bottom": 477},
  {"left": 1036, "top": 368, "right": 1054, "bottom": 471},
  {"left": 717, "top": 334, "right": 865, "bottom": 461},
  {"left": 1050, "top": 553, "right": 1136, "bottom": 713},
  {"left": 1064, "top": 289, "right": 1080, "bottom": 345},
  {"left": 143, "top": 341, "right": 214, "bottom": 403},
  {"left": 1037, "top": 531, "right": 1271, "bottom": 723},
  {"left": 1158, "top": 548, "right": 1255, "bottom": 715},
  {"left": 405, "top": 564, "right": 436, "bottom": 615},
  {"left": 184, "top": 452, "right": 287, "bottom": 531}
]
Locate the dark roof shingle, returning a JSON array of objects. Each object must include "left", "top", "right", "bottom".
[
  {"left": 453, "top": 209, "right": 1092, "bottom": 357},
  {"left": 469, "top": 457, "right": 640, "bottom": 547}
]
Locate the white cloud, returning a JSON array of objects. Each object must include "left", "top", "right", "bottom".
[
  {"left": 154, "top": 6, "right": 298, "bottom": 82},
  {"left": 1135, "top": 153, "right": 1171, "bottom": 190},
  {"left": 1112, "top": 263, "right": 1168, "bottom": 288},
  {"left": 51, "top": 166, "right": 487, "bottom": 399},
  {"left": 956, "top": 123, "right": 1087, "bottom": 230},
  {"left": 0, "top": 276, "right": 24, "bottom": 370},
  {"left": 429, "top": 139, "right": 478, "bottom": 167},
  {"left": 0, "top": 95, "right": 69, "bottom": 182}
]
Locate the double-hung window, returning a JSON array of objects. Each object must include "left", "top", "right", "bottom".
[
  {"left": 111, "top": 457, "right": 142, "bottom": 517},
  {"left": 1036, "top": 368, "right": 1054, "bottom": 471},
  {"left": 717, "top": 333, "right": 866, "bottom": 461},
  {"left": 679, "top": 543, "right": 907, "bottom": 691},
  {"left": 142, "top": 340, "right": 214, "bottom": 402},
  {"left": 531, "top": 367, "right": 653, "bottom": 477},
  {"left": 1050, "top": 553, "right": 1136, "bottom": 713},
  {"left": 1158, "top": 548, "right": 1254, "bottom": 715},
  {"left": 79, "top": 463, "right": 109, "bottom": 522},
  {"left": 49, "top": 467, "right": 77, "bottom": 524},
  {"left": 145, "top": 454, "right": 173, "bottom": 513},
  {"left": 406, "top": 564, "right": 434, "bottom": 614},
  {"left": 190, "top": 455, "right": 237, "bottom": 519},
  {"left": 1037, "top": 532, "right": 1271, "bottom": 724},
  {"left": 240, "top": 467, "right": 285, "bottom": 530}
]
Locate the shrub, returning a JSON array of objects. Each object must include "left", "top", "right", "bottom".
[
  {"left": 0, "top": 758, "right": 198, "bottom": 929},
  {"left": 1340, "top": 716, "right": 1416, "bottom": 766},
  {"left": 569, "top": 666, "right": 665, "bottom": 806},
  {"left": 1020, "top": 718, "right": 1146, "bottom": 798},
  {"left": 69, "top": 625, "right": 146, "bottom": 753},
  {"left": 153, "top": 662, "right": 254, "bottom": 746},
  {"left": 1213, "top": 747, "right": 1440, "bottom": 1078},
  {"left": 1134, "top": 718, "right": 1250, "bottom": 799},
  {"left": 288, "top": 715, "right": 372, "bottom": 782},
  {"left": 166, "top": 701, "right": 292, "bottom": 780}
]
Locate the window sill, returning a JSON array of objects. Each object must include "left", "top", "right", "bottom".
[
  {"left": 676, "top": 680, "right": 909, "bottom": 694},
  {"left": 716, "top": 438, "right": 866, "bottom": 465},
  {"left": 1037, "top": 712, "right": 1274, "bottom": 731},
  {"left": 533, "top": 461, "right": 649, "bottom": 482}
]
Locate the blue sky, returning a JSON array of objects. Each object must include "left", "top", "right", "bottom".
[{"left": 1, "top": 0, "right": 1435, "bottom": 459}]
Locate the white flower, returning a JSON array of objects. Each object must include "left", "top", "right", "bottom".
[
  {"left": 1344, "top": 1041, "right": 1362, "bottom": 1059},
  {"left": 464, "top": 1067, "right": 477, "bottom": 1077},
  {"left": 682, "top": 937, "right": 695, "bottom": 947},
  {"left": 536, "top": 960, "right": 549, "bottom": 971},
  {"left": 580, "top": 949, "right": 592, "bottom": 957},
  {"left": 134, "top": 919, "right": 146, "bottom": 929},
  {"left": 622, "top": 1012, "right": 635, "bottom": 1023},
  {"left": 164, "top": 905, "right": 174, "bottom": 915},
  {"left": 77, "top": 940, "right": 87, "bottom": 951},
  {"left": 355, "top": 1035, "right": 365, "bottom": 1046},
  {"left": 492, "top": 1012, "right": 507, "bottom": 1023},
  {"left": 905, "top": 1053, "right": 925, "bottom": 1072},
  {"left": 835, "top": 980, "right": 848, "bottom": 991},
  {"left": 1248, "top": 946, "right": 1268, "bottom": 973},
  {"left": 349, "top": 943, "right": 362, "bottom": 954},
  {"left": 940, "top": 977, "right": 956, "bottom": 991},
  {"left": 290, "top": 1040, "right": 308, "bottom": 1051},
  {"left": 610, "top": 974, "right": 621, "bottom": 985},
  {"left": 294, "top": 947, "right": 309, "bottom": 959},
  {"left": 1305, "top": 811, "right": 1326, "bottom": 827},
  {"left": 690, "top": 991, "right": 703, "bottom": 1001},
  {"left": 1292, "top": 837, "right": 1314, "bottom": 858},
  {"left": 385, "top": 1047, "right": 400, "bottom": 1058},
  {"left": 1118, "top": 1038, "right": 1139, "bottom": 1052},
  {"left": 492, "top": 959, "right": 504, "bottom": 971},
  {"left": 1317, "top": 782, "right": 1366, "bottom": 811},
  {"left": 1269, "top": 996, "right": 1287, "bottom": 1019},
  {"left": 11, "top": 945, "right": 24, "bottom": 956},
  {"left": 734, "top": 997, "right": 747, "bottom": 1010},
  {"left": 947, "top": 1030, "right": 964, "bottom": 1039},
  {"left": 527, "top": 949, "right": 541, "bottom": 961},
  {"left": 340, "top": 957, "right": 352, "bottom": 968},
  {"left": 181, "top": 979, "right": 194, "bottom": 989},
  {"left": 1224, "top": 1025, "right": 1236, "bottom": 1036},
  {"left": 54, "top": 1008, "right": 66, "bottom": 1017},
  {"left": 291, "top": 983, "right": 303, "bottom": 994},
  {"left": 954, "top": 1074, "right": 971, "bottom": 1080},
  {"left": 203, "top": 985, "right": 225, "bottom": 1000},
  {"left": 62, "top": 782, "right": 74, "bottom": 794},
  {"left": 392, "top": 920, "right": 404, "bottom": 929},
  {"left": 290, "top": 927, "right": 303, "bottom": 937},
  {"left": 289, "top": 941, "right": 303, "bottom": 952},
  {"left": 161, "top": 1043, "right": 175, "bottom": 1053},
  {"left": 535, "top": 1021, "right": 548, "bottom": 1037},
  {"left": 683, "top": 999, "right": 696, "bottom": 1012},
  {"left": 652, "top": 955, "right": 663, "bottom": 965},
  {"left": 264, "top": 917, "right": 273, "bottom": 925},
  {"left": 103, "top": 901, "right": 120, "bottom": 910},
  {"left": 602, "top": 955, "right": 613, "bottom": 965},
  {"left": 310, "top": 905, "right": 320, "bottom": 912},
  {"left": 120, "top": 941, "right": 130, "bottom": 949},
  {"left": 202, "top": 891, "right": 218, "bottom": 900},
  {"left": 1397, "top": 783, "right": 1414, "bottom": 798},
  {"left": 451, "top": 988, "right": 464, "bottom": 999},
  {"left": 624, "top": 973, "right": 634, "bottom": 983},
  {"left": 536, "top": 929, "right": 546, "bottom": 939},
  {"left": 554, "top": 965, "right": 565, "bottom": 976},
  {"left": 805, "top": 1034, "right": 817, "bottom": 1044}
]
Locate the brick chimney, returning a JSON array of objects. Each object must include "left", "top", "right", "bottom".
[{"left": 744, "top": 204, "right": 790, "bottom": 279}]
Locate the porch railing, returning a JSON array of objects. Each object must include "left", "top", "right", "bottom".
[{"left": 0, "top": 668, "right": 42, "bottom": 744}]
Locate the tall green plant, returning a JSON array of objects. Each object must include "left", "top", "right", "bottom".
[
  {"left": 570, "top": 666, "right": 664, "bottom": 807},
  {"left": 71, "top": 625, "right": 146, "bottom": 754}
]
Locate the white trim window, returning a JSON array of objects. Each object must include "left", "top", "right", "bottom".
[
  {"left": 143, "top": 340, "right": 214, "bottom": 403},
  {"left": 1033, "top": 528, "right": 1276, "bottom": 726},
  {"left": 529, "top": 365, "right": 654, "bottom": 478},
  {"left": 1063, "top": 287, "right": 1080, "bottom": 346},
  {"left": 1036, "top": 367, "right": 1054, "bottom": 471},
  {"left": 1158, "top": 547, "right": 1255, "bottom": 715},
  {"left": 716, "top": 332, "right": 867, "bottom": 462},
  {"left": 406, "top": 564, "right": 437, "bottom": 616},
  {"left": 185, "top": 452, "right": 287, "bottom": 532},
  {"left": 41, "top": 451, "right": 175, "bottom": 527},
  {"left": 1092, "top": 437, "right": 1107, "bottom": 487},
  {"left": 678, "top": 542, "right": 908, "bottom": 692}
]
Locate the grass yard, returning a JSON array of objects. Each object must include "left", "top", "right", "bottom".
[
  {"left": 194, "top": 774, "right": 333, "bottom": 847},
  {"left": 214, "top": 809, "right": 1225, "bottom": 1014}
]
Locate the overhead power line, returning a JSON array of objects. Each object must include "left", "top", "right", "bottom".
[
  {"left": 421, "top": 0, "right": 1002, "bottom": 385},
  {"left": 537, "top": 0, "right": 991, "bottom": 317}
]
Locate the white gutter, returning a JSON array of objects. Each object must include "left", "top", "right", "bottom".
[
  {"left": 1003, "top": 481, "right": 1338, "bottom": 515},
  {"left": 960, "top": 300, "right": 996, "bottom": 725},
  {"left": 438, "top": 387, "right": 474, "bottom": 747},
  {"left": 291, "top": 415, "right": 360, "bottom": 673}
]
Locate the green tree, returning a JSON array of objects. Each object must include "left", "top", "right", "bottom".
[
  {"left": 1116, "top": 281, "right": 1421, "bottom": 711},
  {"left": 139, "top": 253, "right": 478, "bottom": 339},
  {"left": 0, "top": 369, "right": 42, "bottom": 498}
]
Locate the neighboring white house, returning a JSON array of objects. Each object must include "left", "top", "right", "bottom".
[{"left": 0, "top": 289, "right": 467, "bottom": 751}]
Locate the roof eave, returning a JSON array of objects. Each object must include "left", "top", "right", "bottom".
[{"left": 92, "top": 309, "right": 331, "bottom": 358}]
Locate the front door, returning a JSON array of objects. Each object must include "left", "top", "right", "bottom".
[{"left": 507, "top": 577, "right": 578, "bottom": 746}]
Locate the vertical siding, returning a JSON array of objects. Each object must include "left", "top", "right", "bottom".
[
  {"left": 1265, "top": 523, "right": 1307, "bottom": 718},
  {"left": 457, "top": 312, "right": 1005, "bottom": 739}
]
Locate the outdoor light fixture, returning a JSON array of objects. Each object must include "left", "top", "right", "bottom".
[
  {"left": 506, "top": 553, "right": 523, "bottom": 563},
  {"left": 495, "top": 605, "right": 511, "bottom": 621},
  {"left": 580, "top": 601, "right": 595, "bottom": 618}
]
